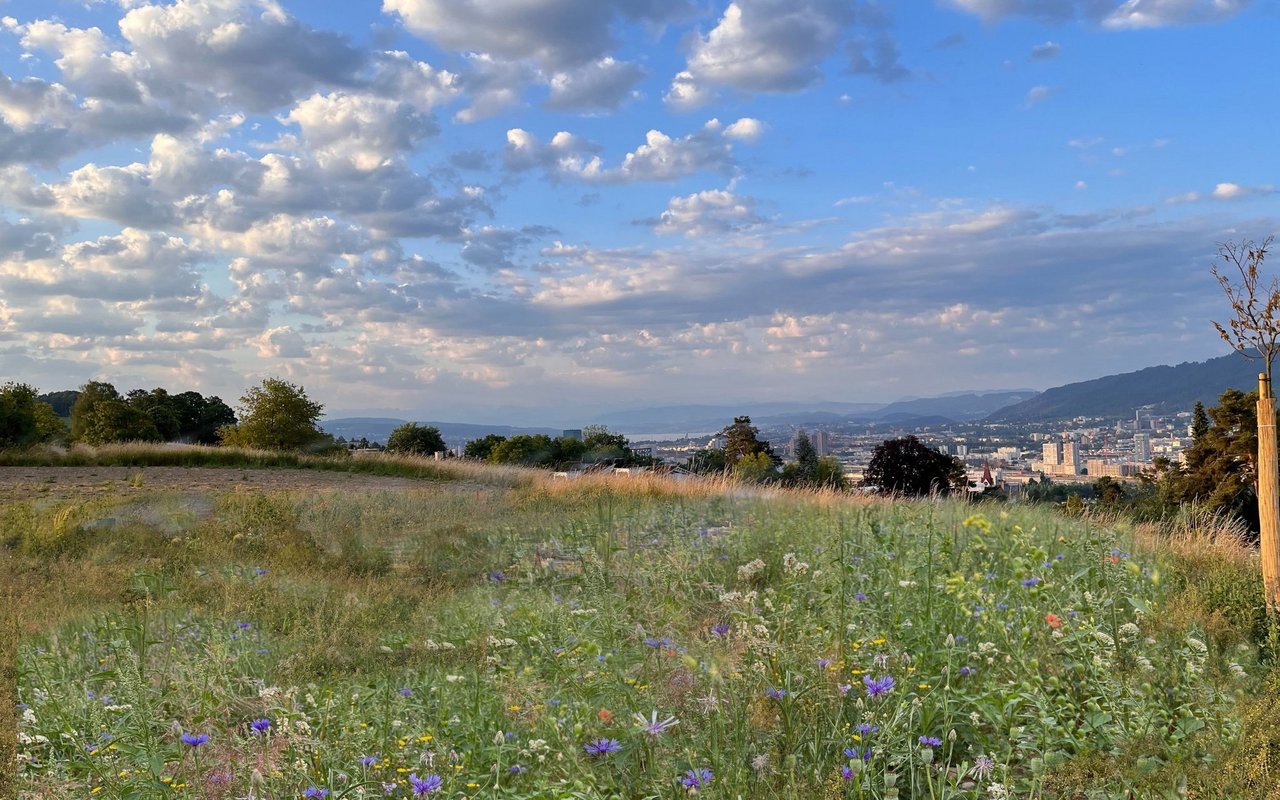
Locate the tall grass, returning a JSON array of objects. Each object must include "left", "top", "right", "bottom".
[{"left": 7, "top": 466, "right": 1278, "bottom": 798}]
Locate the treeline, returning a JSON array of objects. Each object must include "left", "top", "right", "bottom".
[
  {"left": 463, "top": 425, "right": 653, "bottom": 469},
  {"left": 1, "top": 381, "right": 235, "bottom": 448}
]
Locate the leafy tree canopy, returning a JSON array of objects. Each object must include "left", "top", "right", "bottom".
[
  {"left": 862, "top": 435, "right": 967, "bottom": 497},
  {"left": 386, "top": 422, "right": 447, "bottom": 456},
  {"left": 219, "top": 378, "right": 327, "bottom": 451}
]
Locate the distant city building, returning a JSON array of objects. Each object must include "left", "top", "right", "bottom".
[
  {"left": 1062, "top": 442, "right": 1081, "bottom": 475},
  {"left": 1133, "top": 432, "right": 1152, "bottom": 463},
  {"left": 1042, "top": 442, "right": 1062, "bottom": 467}
]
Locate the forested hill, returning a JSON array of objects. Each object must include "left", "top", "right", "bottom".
[{"left": 987, "top": 352, "right": 1260, "bottom": 422}]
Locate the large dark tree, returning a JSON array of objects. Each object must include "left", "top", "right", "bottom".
[
  {"left": 720, "top": 416, "right": 779, "bottom": 468},
  {"left": 862, "top": 435, "right": 967, "bottom": 497},
  {"left": 386, "top": 422, "right": 447, "bottom": 456}
]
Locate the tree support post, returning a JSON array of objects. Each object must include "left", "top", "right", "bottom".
[{"left": 1257, "top": 373, "right": 1280, "bottom": 611}]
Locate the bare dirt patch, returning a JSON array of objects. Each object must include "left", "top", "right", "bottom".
[{"left": 0, "top": 466, "right": 429, "bottom": 502}]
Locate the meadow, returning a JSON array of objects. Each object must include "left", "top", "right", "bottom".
[{"left": 5, "top": 452, "right": 1280, "bottom": 799}]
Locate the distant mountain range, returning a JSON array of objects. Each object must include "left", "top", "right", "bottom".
[
  {"left": 320, "top": 417, "right": 559, "bottom": 445},
  {"left": 592, "top": 391, "right": 1040, "bottom": 434},
  {"left": 986, "top": 351, "right": 1261, "bottom": 422}
]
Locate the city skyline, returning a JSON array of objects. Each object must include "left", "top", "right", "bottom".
[{"left": 1, "top": 0, "right": 1278, "bottom": 424}]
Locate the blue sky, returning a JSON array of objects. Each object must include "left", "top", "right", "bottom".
[{"left": 0, "top": 0, "right": 1276, "bottom": 425}]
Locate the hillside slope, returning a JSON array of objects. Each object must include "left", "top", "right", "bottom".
[{"left": 987, "top": 352, "right": 1259, "bottom": 422}]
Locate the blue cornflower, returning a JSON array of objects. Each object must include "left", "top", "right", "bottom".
[
  {"left": 181, "top": 733, "right": 208, "bottom": 747},
  {"left": 1021, "top": 577, "right": 1041, "bottom": 587},
  {"left": 408, "top": 773, "right": 443, "bottom": 795},
  {"left": 303, "top": 789, "right": 328, "bottom": 798},
  {"left": 863, "top": 675, "right": 895, "bottom": 698},
  {"left": 360, "top": 755, "right": 378, "bottom": 767},
  {"left": 710, "top": 622, "right": 730, "bottom": 637},
  {"left": 584, "top": 738, "right": 622, "bottom": 756},
  {"left": 681, "top": 767, "right": 713, "bottom": 789},
  {"left": 250, "top": 718, "right": 271, "bottom": 734},
  {"left": 844, "top": 746, "right": 872, "bottom": 762},
  {"left": 765, "top": 687, "right": 786, "bottom": 699},
  {"left": 919, "top": 736, "right": 943, "bottom": 748}
]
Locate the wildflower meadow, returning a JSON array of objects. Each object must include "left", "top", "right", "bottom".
[{"left": 5, "top": 465, "right": 1277, "bottom": 798}]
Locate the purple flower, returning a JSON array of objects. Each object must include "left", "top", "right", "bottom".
[
  {"left": 710, "top": 623, "right": 730, "bottom": 637},
  {"left": 1021, "top": 577, "right": 1041, "bottom": 587},
  {"left": 681, "top": 767, "right": 713, "bottom": 788},
  {"left": 584, "top": 738, "right": 622, "bottom": 756},
  {"left": 765, "top": 687, "right": 786, "bottom": 700},
  {"left": 919, "top": 736, "right": 943, "bottom": 748},
  {"left": 250, "top": 718, "right": 270, "bottom": 735},
  {"left": 303, "top": 789, "right": 328, "bottom": 798},
  {"left": 409, "top": 773, "right": 443, "bottom": 795},
  {"left": 635, "top": 710, "right": 679, "bottom": 736},
  {"left": 863, "top": 675, "right": 895, "bottom": 698},
  {"left": 360, "top": 755, "right": 378, "bottom": 767},
  {"left": 181, "top": 733, "right": 208, "bottom": 747}
]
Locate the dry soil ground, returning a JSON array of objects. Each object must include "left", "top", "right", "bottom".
[{"left": 0, "top": 466, "right": 425, "bottom": 503}]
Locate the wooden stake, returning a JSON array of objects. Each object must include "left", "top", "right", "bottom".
[{"left": 1257, "top": 373, "right": 1280, "bottom": 611}]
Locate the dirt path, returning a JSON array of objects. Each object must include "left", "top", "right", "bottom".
[{"left": 0, "top": 466, "right": 431, "bottom": 502}]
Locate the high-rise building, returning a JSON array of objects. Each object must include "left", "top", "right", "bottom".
[
  {"left": 1062, "top": 442, "right": 1081, "bottom": 475},
  {"left": 813, "top": 430, "right": 830, "bottom": 456},
  {"left": 1133, "top": 433, "right": 1151, "bottom": 463},
  {"left": 1042, "top": 442, "right": 1062, "bottom": 466}
]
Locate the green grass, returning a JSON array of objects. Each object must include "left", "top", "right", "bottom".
[{"left": 5, "top": 470, "right": 1275, "bottom": 799}]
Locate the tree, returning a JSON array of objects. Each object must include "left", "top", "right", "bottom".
[
  {"left": 791, "top": 430, "right": 819, "bottom": 484},
  {"left": 386, "top": 422, "right": 447, "bottom": 456},
  {"left": 861, "top": 435, "right": 967, "bottom": 497},
  {"left": 79, "top": 400, "right": 161, "bottom": 445},
  {"left": 488, "top": 434, "right": 555, "bottom": 465},
  {"left": 219, "top": 378, "right": 327, "bottom": 451},
  {"left": 70, "top": 381, "right": 122, "bottom": 441},
  {"left": 721, "top": 416, "right": 779, "bottom": 468},
  {"left": 171, "top": 391, "right": 236, "bottom": 444},
  {"left": 1211, "top": 236, "right": 1280, "bottom": 610},
  {"left": 464, "top": 434, "right": 507, "bottom": 460},
  {"left": 1212, "top": 237, "right": 1279, "bottom": 384},
  {"left": 734, "top": 451, "right": 777, "bottom": 483},
  {"left": 0, "top": 383, "right": 43, "bottom": 448}
]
